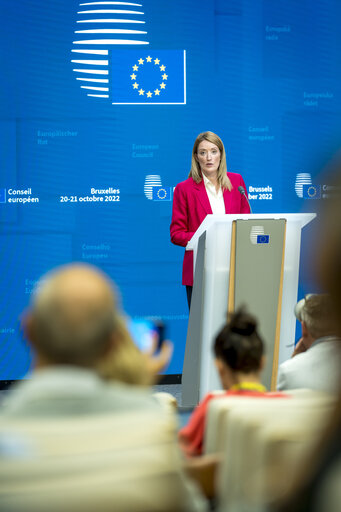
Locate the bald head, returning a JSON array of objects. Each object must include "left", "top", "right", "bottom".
[{"left": 27, "top": 264, "right": 119, "bottom": 367}]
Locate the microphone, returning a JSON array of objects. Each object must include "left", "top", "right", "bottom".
[{"left": 238, "top": 186, "right": 253, "bottom": 214}]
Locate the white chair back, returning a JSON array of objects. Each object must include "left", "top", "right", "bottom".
[{"left": 0, "top": 410, "right": 203, "bottom": 512}]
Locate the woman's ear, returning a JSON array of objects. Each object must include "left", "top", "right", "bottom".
[
  {"left": 301, "top": 321, "right": 309, "bottom": 338},
  {"left": 259, "top": 355, "right": 266, "bottom": 371},
  {"left": 215, "top": 358, "right": 235, "bottom": 389},
  {"left": 214, "top": 358, "right": 225, "bottom": 379}
]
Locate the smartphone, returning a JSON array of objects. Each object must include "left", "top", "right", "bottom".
[{"left": 127, "top": 318, "right": 165, "bottom": 352}]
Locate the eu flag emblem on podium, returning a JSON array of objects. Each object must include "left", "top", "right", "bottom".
[
  {"left": 111, "top": 50, "right": 186, "bottom": 105},
  {"left": 257, "top": 235, "right": 270, "bottom": 244}
]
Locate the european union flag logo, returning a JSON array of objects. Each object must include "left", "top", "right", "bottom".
[
  {"left": 0, "top": 189, "right": 6, "bottom": 203},
  {"left": 302, "top": 184, "right": 321, "bottom": 199},
  {"left": 111, "top": 50, "right": 186, "bottom": 104},
  {"left": 257, "top": 235, "right": 270, "bottom": 244},
  {"left": 152, "top": 187, "right": 172, "bottom": 201}
]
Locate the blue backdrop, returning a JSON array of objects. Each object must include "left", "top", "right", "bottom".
[{"left": 1, "top": 0, "right": 341, "bottom": 380}]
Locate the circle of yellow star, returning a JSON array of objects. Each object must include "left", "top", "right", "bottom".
[{"left": 131, "top": 57, "right": 169, "bottom": 99}]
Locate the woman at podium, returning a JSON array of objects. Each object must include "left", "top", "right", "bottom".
[{"left": 170, "top": 131, "right": 250, "bottom": 307}]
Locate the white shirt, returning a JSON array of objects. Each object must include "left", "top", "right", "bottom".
[
  {"left": 202, "top": 173, "right": 225, "bottom": 214},
  {"left": 277, "top": 336, "right": 341, "bottom": 394}
]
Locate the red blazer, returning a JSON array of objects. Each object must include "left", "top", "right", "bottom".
[{"left": 170, "top": 172, "right": 250, "bottom": 286}]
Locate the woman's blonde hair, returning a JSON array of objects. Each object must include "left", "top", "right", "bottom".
[
  {"left": 96, "top": 315, "right": 153, "bottom": 386},
  {"left": 189, "top": 131, "right": 232, "bottom": 191}
]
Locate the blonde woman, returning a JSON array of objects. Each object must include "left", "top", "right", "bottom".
[{"left": 170, "top": 131, "right": 250, "bottom": 307}]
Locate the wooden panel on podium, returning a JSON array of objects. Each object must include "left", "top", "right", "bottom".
[{"left": 227, "top": 221, "right": 236, "bottom": 315}]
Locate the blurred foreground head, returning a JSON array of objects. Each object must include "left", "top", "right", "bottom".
[
  {"left": 25, "top": 264, "right": 119, "bottom": 368},
  {"left": 317, "top": 161, "right": 341, "bottom": 330}
]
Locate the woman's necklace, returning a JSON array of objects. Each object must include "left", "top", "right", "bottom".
[{"left": 230, "top": 382, "right": 267, "bottom": 392}]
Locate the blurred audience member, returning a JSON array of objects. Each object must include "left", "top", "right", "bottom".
[
  {"left": 96, "top": 313, "right": 173, "bottom": 387},
  {"left": 1, "top": 264, "right": 167, "bottom": 418},
  {"left": 0, "top": 264, "right": 206, "bottom": 512},
  {"left": 179, "top": 308, "right": 284, "bottom": 458},
  {"left": 277, "top": 293, "right": 340, "bottom": 393},
  {"left": 273, "top": 161, "right": 341, "bottom": 512}
]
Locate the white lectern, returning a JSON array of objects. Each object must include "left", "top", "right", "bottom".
[{"left": 181, "top": 213, "right": 316, "bottom": 407}]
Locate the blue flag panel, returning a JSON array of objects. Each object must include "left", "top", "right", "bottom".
[{"left": 111, "top": 50, "right": 186, "bottom": 104}]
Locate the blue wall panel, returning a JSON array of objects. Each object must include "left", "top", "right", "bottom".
[{"left": 1, "top": 0, "right": 341, "bottom": 379}]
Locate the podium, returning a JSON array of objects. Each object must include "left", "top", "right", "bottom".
[{"left": 181, "top": 213, "right": 316, "bottom": 407}]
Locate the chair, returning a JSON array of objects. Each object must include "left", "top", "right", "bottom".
[
  {"left": 0, "top": 410, "right": 205, "bottom": 512},
  {"left": 214, "top": 393, "right": 335, "bottom": 512}
]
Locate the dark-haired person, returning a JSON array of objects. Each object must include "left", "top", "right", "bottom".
[
  {"left": 170, "top": 132, "right": 250, "bottom": 308},
  {"left": 179, "top": 308, "right": 284, "bottom": 458}
]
